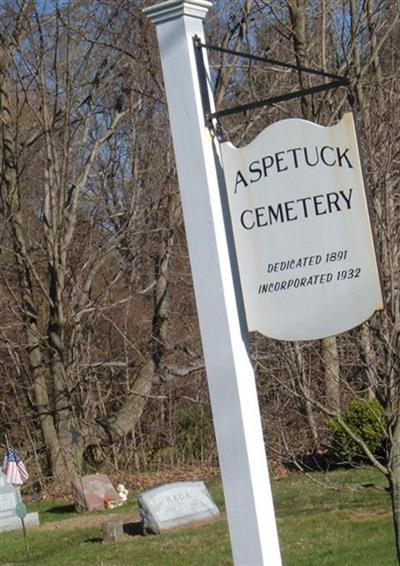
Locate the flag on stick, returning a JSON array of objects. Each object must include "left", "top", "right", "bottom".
[{"left": 2, "top": 449, "right": 29, "bottom": 485}]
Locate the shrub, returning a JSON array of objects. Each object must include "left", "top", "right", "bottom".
[{"left": 328, "top": 399, "right": 387, "bottom": 464}]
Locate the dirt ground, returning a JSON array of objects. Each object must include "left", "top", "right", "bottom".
[{"left": 39, "top": 510, "right": 141, "bottom": 531}]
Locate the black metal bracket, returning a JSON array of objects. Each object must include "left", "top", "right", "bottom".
[{"left": 193, "top": 36, "right": 351, "bottom": 127}]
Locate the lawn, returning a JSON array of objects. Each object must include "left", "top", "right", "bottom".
[{"left": 0, "top": 467, "right": 396, "bottom": 565}]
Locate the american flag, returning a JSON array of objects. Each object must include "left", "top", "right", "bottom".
[{"left": 2, "top": 449, "right": 29, "bottom": 486}]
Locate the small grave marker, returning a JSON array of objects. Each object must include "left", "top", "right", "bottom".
[
  {"left": 102, "top": 520, "right": 124, "bottom": 543},
  {"left": 138, "top": 481, "right": 219, "bottom": 534}
]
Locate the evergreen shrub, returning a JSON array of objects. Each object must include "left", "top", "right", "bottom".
[{"left": 328, "top": 399, "right": 386, "bottom": 464}]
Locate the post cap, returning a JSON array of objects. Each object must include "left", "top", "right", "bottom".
[{"left": 144, "top": 0, "right": 212, "bottom": 24}]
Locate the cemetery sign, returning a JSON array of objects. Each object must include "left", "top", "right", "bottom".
[{"left": 221, "top": 113, "right": 383, "bottom": 341}]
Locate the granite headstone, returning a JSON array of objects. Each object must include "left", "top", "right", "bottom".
[
  {"left": 138, "top": 481, "right": 219, "bottom": 534},
  {"left": 71, "top": 474, "right": 122, "bottom": 512},
  {"left": 0, "top": 471, "right": 39, "bottom": 532}
]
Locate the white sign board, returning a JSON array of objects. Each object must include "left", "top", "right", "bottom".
[{"left": 221, "top": 113, "right": 383, "bottom": 341}]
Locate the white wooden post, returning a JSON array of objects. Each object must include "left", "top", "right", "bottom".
[{"left": 144, "top": 2, "right": 282, "bottom": 565}]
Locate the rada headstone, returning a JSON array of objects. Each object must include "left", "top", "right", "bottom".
[
  {"left": 0, "top": 471, "right": 39, "bottom": 532},
  {"left": 138, "top": 481, "right": 219, "bottom": 534},
  {"left": 71, "top": 474, "right": 121, "bottom": 512}
]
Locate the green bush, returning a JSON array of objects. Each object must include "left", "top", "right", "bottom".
[{"left": 328, "top": 399, "right": 387, "bottom": 464}]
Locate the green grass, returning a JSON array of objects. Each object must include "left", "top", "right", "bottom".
[
  {"left": 30, "top": 497, "right": 139, "bottom": 524},
  {"left": 276, "top": 468, "right": 396, "bottom": 566},
  {"left": 0, "top": 467, "right": 397, "bottom": 565}
]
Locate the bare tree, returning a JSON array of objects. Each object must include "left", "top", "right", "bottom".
[{"left": 0, "top": 0, "right": 189, "bottom": 481}]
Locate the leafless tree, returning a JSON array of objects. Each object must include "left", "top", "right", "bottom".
[{"left": 0, "top": 0, "right": 198, "bottom": 481}]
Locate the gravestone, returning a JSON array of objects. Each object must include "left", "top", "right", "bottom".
[
  {"left": 102, "top": 520, "right": 124, "bottom": 543},
  {"left": 138, "top": 481, "right": 219, "bottom": 534},
  {"left": 0, "top": 471, "right": 39, "bottom": 532},
  {"left": 71, "top": 474, "right": 122, "bottom": 512}
]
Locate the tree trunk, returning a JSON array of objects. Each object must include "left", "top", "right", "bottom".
[
  {"left": 287, "top": 0, "right": 312, "bottom": 120},
  {"left": 389, "top": 414, "right": 400, "bottom": 563},
  {"left": 48, "top": 270, "right": 75, "bottom": 480},
  {"left": 0, "top": 48, "right": 64, "bottom": 476},
  {"left": 322, "top": 336, "right": 341, "bottom": 414},
  {"left": 360, "top": 324, "right": 377, "bottom": 400},
  {"left": 287, "top": 0, "right": 342, "bottom": 420},
  {"left": 350, "top": 0, "right": 365, "bottom": 111},
  {"left": 293, "top": 343, "right": 319, "bottom": 446}
]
